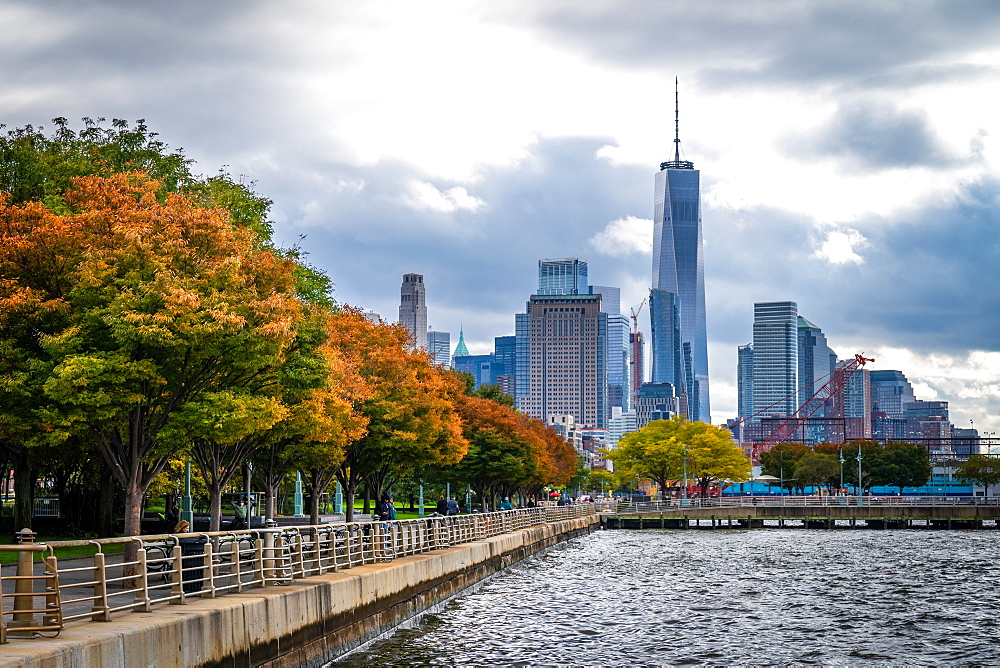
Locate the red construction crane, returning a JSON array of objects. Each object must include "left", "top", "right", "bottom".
[
  {"left": 629, "top": 298, "right": 647, "bottom": 334},
  {"left": 734, "top": 353, "right": 875, "bottom": 463},
  {"left": 629, "top": 298, "right": 647, "bottom": 406}
]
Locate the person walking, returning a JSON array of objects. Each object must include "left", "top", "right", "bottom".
[
  {"left": 499, "top": 497, "right": 513, "bottom": 510},
  {"left": 447, "top": 495, "right": 459, "bottom": 516},
  {"left": 435, "top": 495, "right": 449, "bottom": 516}
]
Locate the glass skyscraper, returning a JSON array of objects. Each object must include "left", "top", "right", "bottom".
[
  {"left": 650, "top": 91, "right": 710, "bottom": 423},
  {"left": 538, "top": 258, "right": 588, "bottom": 295},
  {"left": 751, "top": 301, "right": 799, "bottom": 419},
  {"left": 591, "top": 285, "right": 631, "bottom": 412}
]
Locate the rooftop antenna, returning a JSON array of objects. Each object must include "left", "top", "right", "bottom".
[
  {"left": 661, "top": 77, "right": 694, "bottom": 171},
  {"left": 674, "top": 76, "right": 682, "bottom": 164}
]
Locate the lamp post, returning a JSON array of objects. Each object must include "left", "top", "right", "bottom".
[
  {"left": 682, "top": 448, "right": 688, "bottom": 504},
  {"left": 839, "top": 449, "right": 845, "bottom": 494},
  {"left": 856, "top": 445, "right": 863, "bottom": 506},
  {"left": 181, "top": 458, "right": 194, "bottom": 527}
]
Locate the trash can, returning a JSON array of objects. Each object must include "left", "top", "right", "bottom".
[{"left": 178, "top": 535, "right": 207, "bottom": 594}]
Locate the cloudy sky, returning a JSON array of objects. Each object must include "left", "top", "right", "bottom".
[{"left": 4, "top": 0, "right": 998, "bottom": 432}]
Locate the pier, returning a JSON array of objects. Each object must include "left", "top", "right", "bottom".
[{"left": 602, "top": 496, "right": 1000, "bottom": 530}]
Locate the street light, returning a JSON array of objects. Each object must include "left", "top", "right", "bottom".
[
  {"left": 839, "top": 449, "right": 845, "bottom": 494},
  {"left": 856, "top": 445, "right": 863, "bottom": 505},
  {"left": 682, "top": 448, "right": 688, "bottom": 504}
]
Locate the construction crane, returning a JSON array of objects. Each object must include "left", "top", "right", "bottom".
[
  {"left": 629, "top": 297, "right": 647, "bottom": 334},
  {"left": 629, "top": 298, "right": 647, "bottom": 407},
  {"left": 734, "top": 353, "right": 875, "bottom": 463}
]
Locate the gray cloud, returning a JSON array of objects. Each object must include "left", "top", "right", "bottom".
[
  {"left": 504, "top": 0, "right": 1000, "bottom": 92},
  {"left": 781, "top": 100, "right": 959, "bottom": 170},
  {"left": 703, "top": 177, "right": 1000, "bottom": 357}
]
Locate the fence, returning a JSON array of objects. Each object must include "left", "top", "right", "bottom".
[{"left": 0, "top": 504, "right": 595, "bottom": 643}]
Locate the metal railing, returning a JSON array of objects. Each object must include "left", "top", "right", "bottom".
[
  {"left": 0, "top": 504, "right": 596, "bottom": 642},
  {"left": 618, "top": 496, "right": 1000, "bottom": 513}
]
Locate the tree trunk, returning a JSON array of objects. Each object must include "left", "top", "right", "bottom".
[
  {"left": 97, "top": 466, "right": 116, "bottom": 536},
  {"left": 263, "top": 476, "right": 280, "bottom": 521},
  {"left": 208, "top": 480, "right": 224, "bottom": 533},
  {"left": 344, "top": 487, "right": 356, "bottom": 523},
  {"left": 13, "top": 448, "right": 35, "bottom": 531}
]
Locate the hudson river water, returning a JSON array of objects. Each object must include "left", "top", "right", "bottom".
[{"left": 331, "top": 529, "right": 1000, "bottom": 666}]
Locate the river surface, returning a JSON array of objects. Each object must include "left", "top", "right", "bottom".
[{"left": 330, "top": 529, "right": 1000, "bottom": 666}]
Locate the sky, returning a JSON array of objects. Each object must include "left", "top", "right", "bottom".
[{"left": 3, "top": 0, "right": 998, "bottom": 433}]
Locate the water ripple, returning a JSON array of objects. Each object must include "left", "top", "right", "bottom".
[{"left": 330, "top": 529, "right": 1000, "bottom": 667}]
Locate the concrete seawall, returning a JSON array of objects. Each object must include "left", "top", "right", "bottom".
[{"left": 0, "top": 515, "right": 598, "bottom": 667}]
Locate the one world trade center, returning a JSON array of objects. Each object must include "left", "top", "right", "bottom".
[{"left": 650, "top": 79, "right": 710, "bottom": 423}]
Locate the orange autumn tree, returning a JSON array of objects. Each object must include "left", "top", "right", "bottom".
[
  {"left": 324, "top": 308, "right": 467, "bottom": 521},
  {"left": 281, "top": 309, "right": 371, "bottom": 524},
  {"left": 1, "top": 174, "right": 303, "bottom": 541},
  {"left": 447, "top": 394, "right": 577, "bottom": 508}
]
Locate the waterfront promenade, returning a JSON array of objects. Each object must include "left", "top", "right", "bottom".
[{"left": 0, "top": 505, "right": 599, "bottom": 666}]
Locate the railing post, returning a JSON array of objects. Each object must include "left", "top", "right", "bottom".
[
  {"left": 90, "top": 550, "right": 112, "bottom": 621},
  {"left": 170, "top": 543, "right": 185, "bottom": 604},
  {"left": 203, "top": 540, "right": 216, "bottom": 598},
  {"left": 135, "top": 543, "right": 152, "bottom": 612},
  {"left": 263, "top": 530, "right": 277, "bottom": 586},
  {"left": 43, "top": 553, "right": 63, "bottom": 627}
]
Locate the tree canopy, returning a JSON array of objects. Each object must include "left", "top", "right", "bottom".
[{"left": 607, "top": 417, "right": 750, "bottom": 498}]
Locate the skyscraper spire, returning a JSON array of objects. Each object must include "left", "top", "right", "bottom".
[
  {"left": 661, "top": 77, "right": 694, "bottom": 171},
  {"left": 453, "top": 327, "right": 470, "bottom": 357},
  {"left": 674, "top": 76, "right": 682, "bottom": 164}
]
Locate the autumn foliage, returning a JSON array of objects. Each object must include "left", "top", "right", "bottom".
[{"left": 1, "top": 119, "right": 585, "bottom": 536}]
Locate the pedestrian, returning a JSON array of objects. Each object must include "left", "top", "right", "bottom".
[
  {"left": 499, "top": 497, "right": 513, "bottom": 510},
  {"left": 435, "top": 495, "right": 449, "bottom": 515},
  {"left": 174, "top": 519, "right": 190, "bottom": 533},
  {"left": 231, "top": 497, "right": 249, "bottom": 530},
  {"left": 447, "top": 495, "right": 459, "bottom": 516},
  {"left": 526, "top": 496, "right": 536, "bottom": 508},
  {"left": 375, "top": 494, "right": 389, "bottom": 521}
]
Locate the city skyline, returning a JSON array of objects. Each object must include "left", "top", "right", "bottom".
[{"left": 3, "top": 1, "right": 997, "bottom": 431}]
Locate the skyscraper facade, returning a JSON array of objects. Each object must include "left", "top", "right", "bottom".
[
  {"left": 751, "top": 301, "right": 799, "bottom": 419},
  {"left": 797, "top": 316, "right": 836, "bottom": 443},
  {"left": 522, "top": 293, "right": 607, "bottom": 428},
  {"left": 629, "top": 331, "right": 644, "bottom": 408},
  {"left": 398, "top": 273, "right": 427, "bottom": 350},
  {"left": 737, "top": 344, "right": 754, "bottom": 420},
  {"left": 870, "top": 369, "right": 916, "bottom": 440},
  {"left": 426, "top": 330, "right": 451, "bottom": 367},
  {"left": 650, "top": 87, "right": 710, "bottom": 422},
  {"left": 591, "top": 285, "right": 631, "bottom": 412},
  {"left": 649, "top": 289, "right": 684, "bottom": 395},
  {"left": 538, "top": 258, "right": 588, "bottom": 296}
]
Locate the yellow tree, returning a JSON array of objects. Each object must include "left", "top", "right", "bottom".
[
  {"left": 605, "top": 420, "right": 686, "bottom": 498},
  {"left": 680, "top": 420, "right": 751, "bottom": 496},
  {"left": 607, "top": 417, "right": 750, "bottom": 498}
]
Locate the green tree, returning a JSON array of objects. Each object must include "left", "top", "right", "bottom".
[
  {"left": 793, "top": 451, "right": 840, "bottom": 491},
  {"left": 759, "top": 442, "right": 810, "bottom": 492},
  {"left": 873, "top": 441, "right": 932, "bottom": 494},
  {"left": 955, "top": 455, "right": 1000, "bottom": 496}
]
